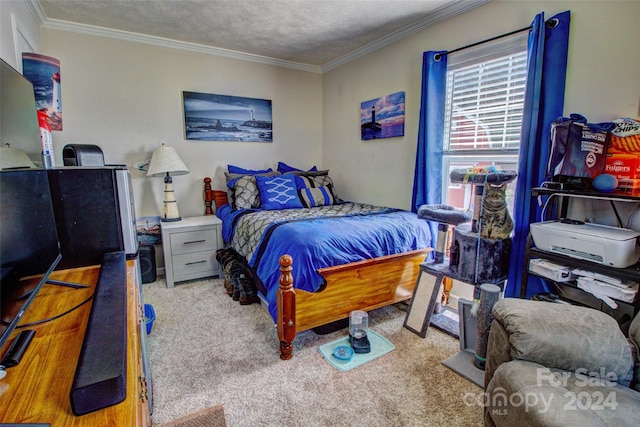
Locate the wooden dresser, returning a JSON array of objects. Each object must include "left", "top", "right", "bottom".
[{"left": 0, "top": 261, "right": 151, "bottom": 426}]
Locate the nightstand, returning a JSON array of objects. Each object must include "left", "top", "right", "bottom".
[{"left": 160, "top": 216, "right": 223, "bottom": 288}]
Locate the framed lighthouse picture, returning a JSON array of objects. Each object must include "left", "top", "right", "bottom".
[
  {"left": 183, "top": 91, "right": 273, "bottom": 142},
  {"left": 360, "top": 91, "right": 405, "bottom": 141},
  {"left": 22, "top": 53, "right": 62, "bottom": 131}
]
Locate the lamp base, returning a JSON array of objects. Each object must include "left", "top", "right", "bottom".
[
  {"left": 160, "top": 216, "right": 182, "bottom": 222},
  {"left": 161, "top": 174, "right": 182, "bottom": 222}
]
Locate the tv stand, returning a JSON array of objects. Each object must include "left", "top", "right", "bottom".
[{"left": 0, "top": 261, "right": 151, "bottom": 425}]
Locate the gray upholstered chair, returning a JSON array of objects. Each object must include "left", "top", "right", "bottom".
[{"left": 484, "top": 298, "right": 640, "bottom": 427}]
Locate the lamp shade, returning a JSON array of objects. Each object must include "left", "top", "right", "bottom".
[
  {"left": 147, "top": 144, "right": 189, "bottom": 177},
  {"left": 0, "top": 143, "right": 36, "bottom": 170}
]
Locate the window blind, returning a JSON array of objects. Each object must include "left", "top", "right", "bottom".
[{"left": 443, "top": 51, "right": 527, "bottom": 153}]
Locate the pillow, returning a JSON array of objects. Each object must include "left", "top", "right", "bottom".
[
  {"left": 287, "top": 169, "right": 329, "bottom": 188},
  {"left": 227, "top": 164, "right": 273, "bottom": 175},
  {"left": 231, "top": 175, "right": 261, "bottom": 210},
  {"left": 292, "top": 170, "right": 341, "bottom": 201},
  {"left": 224, "top": 171, "right": 280, "bottom": 210},
  {"left": 255, "top": 174, "right": 303, "bottom": 210},
  {"left": 277, "top": 161, "right": 318, "bottom": 173},
  {"left": 298, "top": 186, "right": 335, "bottom": 208}
]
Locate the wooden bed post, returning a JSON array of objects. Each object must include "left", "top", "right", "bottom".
[
  {"left": 277, "top": 254, "right": 296, "bottom": 360},
  {"left": 203, "top": 177, "right": 214, "bottom": 215}
]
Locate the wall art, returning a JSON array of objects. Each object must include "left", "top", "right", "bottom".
[
  {"left": 183, "top": 91, "right": 272, "bottom": 142},
  {"left": 360, "top": 91, "right": 405, "bottom": 141},
  {"left": 136, "top": 216, "right": 161, "bottom": 246},
  {"left": 22, "top": 53, "right": 62, "bottom": 131}
]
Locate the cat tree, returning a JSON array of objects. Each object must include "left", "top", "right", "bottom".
[{"left": 403, "top": 168, "right": 517, "bottom": 352}]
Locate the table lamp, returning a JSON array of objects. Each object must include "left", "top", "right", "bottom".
[
  {"left": 0, "top": 143, "right": 36, "bottom": 169},
  {"left": 147, "top": 143, "right": 190, "bottom": 222}
]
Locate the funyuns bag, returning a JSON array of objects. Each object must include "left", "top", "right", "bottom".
[{"left": 546, "top": 113, "right": 614, "bottom": 180}]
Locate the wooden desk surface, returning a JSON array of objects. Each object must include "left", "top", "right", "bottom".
[{"left": 0, "top": 262, "right": 149, "bottom": 426}]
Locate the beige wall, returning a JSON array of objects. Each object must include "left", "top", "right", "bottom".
[
  {"left": 2, "top": 0, "right": 639, "bottom": 218},
  {"left": 36, "top": 31, "right": 323, "bottom": 218},
  {"left": 323, "top": 0, "right": 640, "bottom": 210}
]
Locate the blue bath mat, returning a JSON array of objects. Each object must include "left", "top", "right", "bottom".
[{"left": 318, "top": 330, "right": 395, "bottom": 371}]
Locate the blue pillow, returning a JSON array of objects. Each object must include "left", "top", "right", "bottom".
[
  {"left": 277, "top": 161, "right": 318, "bottom": 173},
  {"left": 255, "top": 174, "right": 303, "bottom": 210},
  {"left": 228, "top": 164, "right": 273, "bottom": 174}
]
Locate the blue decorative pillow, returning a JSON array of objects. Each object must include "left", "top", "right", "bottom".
[
  {"left": 298, "top": 186, "right": 335, "bottom": 207},
  {"left": 228, "top": 164, "right": 273, "bottom": 174},
  {"left": 255, "top": 174, "right": 303, "bottom": 210},
  {"left": 277, "top": 161, "right": 318, "bottom": 173}
]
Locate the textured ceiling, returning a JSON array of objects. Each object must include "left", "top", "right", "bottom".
[{"left": 36, "top": 0, "right": 485, "bottom": 68}]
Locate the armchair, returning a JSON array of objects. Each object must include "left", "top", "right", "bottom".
[{"left": 484, "top": 298, "right": 640, "bottom": 427}]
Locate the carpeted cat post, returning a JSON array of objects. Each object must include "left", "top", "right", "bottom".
[{"left": 473, "top": 283, "right": 501, "bottom": 370}]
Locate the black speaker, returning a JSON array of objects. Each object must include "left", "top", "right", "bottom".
[{"left": 139, "top": 245, "right": 156, "bottom": 284}]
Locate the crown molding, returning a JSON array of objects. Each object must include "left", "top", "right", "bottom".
[
  {"left": 28, "top": 0, "right": 490, "bottom": 74},
  {"left": 321, "top": 0, "right": 491, "bottom": 72}
]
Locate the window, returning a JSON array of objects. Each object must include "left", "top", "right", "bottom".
[{"left": 442, "top": 34, "right": 528, "bottom": 211}]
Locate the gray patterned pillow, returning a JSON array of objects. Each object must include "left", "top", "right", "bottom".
[
  {"left": 233, "top": 176, "right": 260, "bottom": 209},
  {"left": 224, "top": 171, "right": 280, "bottom": 210}
]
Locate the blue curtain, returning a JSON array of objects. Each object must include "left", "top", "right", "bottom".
[
  {"left": 505, "top": 11, "right": 571, "bottom": 298},
  {"left": 411, "top": 51, "right": 447, "bottom": 245},
  {"left": 412, "top": 12, "right": 570, "bottom": 297}
]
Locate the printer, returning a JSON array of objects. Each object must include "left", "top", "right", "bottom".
[{"left": 530, "top": 220, "right": 640, "bottom": 268}]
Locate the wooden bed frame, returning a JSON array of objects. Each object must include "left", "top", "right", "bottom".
[
  {"left": 276, "top": 248, "right": 431, "bottom": 359},
  {"left": 203, "top": 178, "right": 432, "bottom": 359}
]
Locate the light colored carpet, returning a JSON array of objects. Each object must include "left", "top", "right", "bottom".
[
  {"left": 159, "top": 404, "right": 227, "bottom": 427},
  {"left": 144, "top": 277, "right": 483, "bottom": 426}
]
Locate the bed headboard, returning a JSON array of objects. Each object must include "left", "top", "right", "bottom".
[{"left": 203, "top": 177, "right": 228, "bottom": 215}]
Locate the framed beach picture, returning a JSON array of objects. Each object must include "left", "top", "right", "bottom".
[
  {"left": 183, "top": 91, "right": 273, "bottom": 142},
  {"left": 360, "top": 91, "right": 405, "bottom": 141}
]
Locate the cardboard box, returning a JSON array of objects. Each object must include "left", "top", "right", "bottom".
[
  {"left": 604, "top": 153, "right": 640, "bottom": 180},
  {"left": 617, "top": 178, "right": 640, "bottom": 193}
]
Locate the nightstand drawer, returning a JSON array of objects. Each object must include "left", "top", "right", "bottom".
[
  {"left": 170, "top": 229, "right": 217, "bottom": 255},
  {"left": 172, "top": 250, "right": 217, "bottom": 277}
]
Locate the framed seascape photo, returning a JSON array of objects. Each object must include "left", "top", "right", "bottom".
[
  {"left": 183, "top": 91, "right": 273, "bottom": 142},
  {"left": 360, "top": 91, "right": 405, "bottom": 141}
]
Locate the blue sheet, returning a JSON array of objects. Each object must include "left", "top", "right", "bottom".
[{"left": 218, "top": 203, "right": 432, "bottom": 321}]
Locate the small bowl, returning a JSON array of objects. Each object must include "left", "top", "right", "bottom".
[{"left": 332, "top": 345, "right": 354, "bottom": 361}]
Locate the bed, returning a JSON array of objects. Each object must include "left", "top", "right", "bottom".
[{"left": 206, "top": 166, "right": 432, "bottom": 359}]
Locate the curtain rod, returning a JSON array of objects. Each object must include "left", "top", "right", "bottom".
[{"left": 435, "top": 24, "right": 532, "bottom": 60}]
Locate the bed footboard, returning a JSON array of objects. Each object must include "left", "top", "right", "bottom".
[{"left": 276, "top": 248, "right": 431, "bottom": 359}]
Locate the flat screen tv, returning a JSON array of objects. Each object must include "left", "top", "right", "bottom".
[
  {"left": 0, "top": 57, "right": 42, "bottom": 163},
  {"left": 0, "top": 160, "right": 61, "bottom": 351}
]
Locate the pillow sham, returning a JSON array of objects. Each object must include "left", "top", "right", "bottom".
[
  {"left": 225, "top": 171, "right": 280, "bottom": 210},
  {"left": 291, "top": 169, "right": 330, "bottom": 189},
  {"left": 277, "top": 161, "right": 318, "bottom": 173},
  {"left": 255, "top": 174, "right": 303, "bottom": 210},
  {"left": 298, "top": 186, "right": 335, "bottom": 208},
  {"left": 227, "top": 164, "right": 273, "bottom": 174},
  {"left": 231, "top": 176, "right": 261, "bottom": 209},
  {"left": 292, "top": 170, "right": 341, "bottom": 202}
]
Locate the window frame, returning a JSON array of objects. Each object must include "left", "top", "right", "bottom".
[{"left": 441, "top": 33, "right": 529, "bottom": 207}]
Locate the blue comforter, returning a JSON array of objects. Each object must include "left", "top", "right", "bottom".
[{"left": 218, "top": 202, "right": 432, "bottom": 321}]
